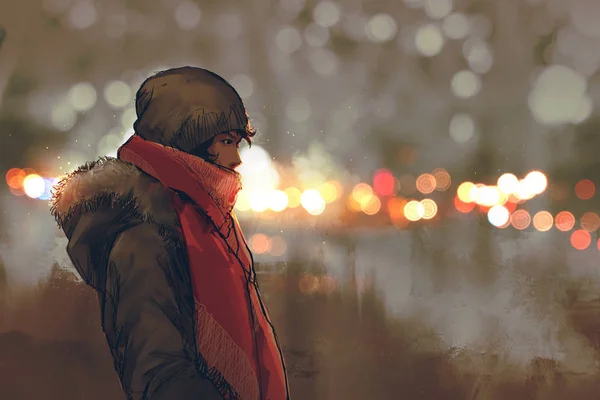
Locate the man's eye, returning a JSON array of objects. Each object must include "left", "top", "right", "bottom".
[{"left": 222, "top": 139, "right": 233, "bottom": 145}]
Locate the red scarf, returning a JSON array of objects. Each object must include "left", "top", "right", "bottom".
[{"left": 118, "top": 135, "right": 288, "bottom": 400}]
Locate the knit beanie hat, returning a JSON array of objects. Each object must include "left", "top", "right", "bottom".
[{"left": 133, "top": 66, "right": 249, "bottom": 154}]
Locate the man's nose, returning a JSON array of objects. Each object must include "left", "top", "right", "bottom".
[{"left": 230, "top": 154, "right": 242, "bottom": 169}]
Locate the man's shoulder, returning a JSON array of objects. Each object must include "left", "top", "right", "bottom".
[{"left": 51, "top": 157, "right": 180, "bottom": 234}]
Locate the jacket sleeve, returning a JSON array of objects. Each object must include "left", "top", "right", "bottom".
[{"left": 101, "top": 222, "right": 222, "bottom": 400}]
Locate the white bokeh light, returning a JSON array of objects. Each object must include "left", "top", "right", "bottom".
[
  {"left": 449, "top": 113, "right": 476, "bottom": 144},
  {"left": 104, "top": 80, "right": 132, "bottom": 109},
  {"left": 120, "top": 107, "right": 137, "bottom": 131},
  {"left": 68, "top": 1, "right": 97, "bottom": 30},
  {"left": 285, "top": 97, "right": 312, "bottom": 122},
  {"left": 450, "top": 70, "right": 482, "bottom": 99},
  {"left": 275, "top": 26, "right": 303, "bottom": 53},
  {"left": 304, "top": 23, "right": 330, "bottom": 47},
  {"left": 424, "top": 0, "right": 453, "bottom": 20},
  {"left": 174, "top": 1, "right": 201, "bottom": 30},
  {"left": 570, "top": 0, "right": 600, "bottom": 38},
  {"left": 51, "top": 102, "right": 77, "bottom": 132},
  {"left": 280, "top": 0, "right": 306, "bottom": 14},
  {"left": 488, "top": 206, "right": 510, "bottom": 227},
  {"left": 528, "top": 64, "right": 588, "bottom": 125},
  {"left": 365, "top": 13, "right": 398, "bottom": 43},
  {"left": 463, "top": 38, "right": 494, "bottom": 74},
  {"left": 309, "top": 48, "right": 338, "bottom": 76},
  {"left": 415, "top": 24, "right": 445, "bottom": 57},
  {"left": 313, "top": 1, "right": 341, "bottom": 28},
  {"left": 442, "top": 12, "right": 470, "bottom": 39},
  {"left": 67, "top": 82, "right": 97, "bottom": 112},
  {"left": 229, "top": 74, "right": 254, "bottom": 99},
  {"left": 238, "top": 145, "right": 280, "bottom": 191}
]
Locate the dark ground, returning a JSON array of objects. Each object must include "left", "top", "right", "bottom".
[{"left": 1, "top": 261, "right": 600, "bottom": 400}]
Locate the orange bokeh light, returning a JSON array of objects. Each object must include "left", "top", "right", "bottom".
[
  {"left": 575, "top": 179, "right": 595, "bottom": 200},
  {"left": 555, "top": 211, "right": 576, "bottom": 232},
  {"left": 387, "top": 197, "right": 407, "bottom": 220},
  {"left": 503, "top": 201, "right": 518, "bottom": 213},
  {"left": 570, "top": 229, "right": 591, "bottom": 250},
  {"left": 416, "top": 173, "right": 436, "bottom": 194},
  {"left": 249, "top": 234, "right": 272, "bottom": 254},
  {"left": 532, "top": 211, "right": 553, "bottom": 232},
  {"left": 5, "top": 168, "right": 26, "bottom": 189},
  {"left": 454, "top": 196, "right": 475, "bottom": 213}
]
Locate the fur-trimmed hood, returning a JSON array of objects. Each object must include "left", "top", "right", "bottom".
[{"left": 50, "top": 157, "right": 181, "bottom": 290}]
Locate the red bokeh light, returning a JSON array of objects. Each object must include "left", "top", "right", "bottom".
[
  {"left": 373, "top": 168, "right": 395, "bottom": 197},
  {"left": 575, "top": 179, "right": 595, "bottom": 200},
  {"left": 555, "top": 211, "right": 576, "bottom": 232},
  {"left": 570, "top": 230, "right": 591, "bottom": 250}
]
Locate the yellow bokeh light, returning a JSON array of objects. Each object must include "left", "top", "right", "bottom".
[
  {"left": 284, "top": 187, "right": 302, "bottom": 208},
  {"left": 404, "top": 200, "right": 425, "bottom": 221},
  {"left": 235, "top": 190, "right": 251, "bottom": 212},
  {"left": 457, "top": 182, "right": 475, "bottom": 202},
  {"left": 352, "top": 183, "right": 374, "bottom": 205},
  {"left": 300, "top": 189, "right": 326, "bottom": 215},
  {"left": 361, "top": 195, "right": 381, "bottom": 215},
  {"left": 318, "top": 181, "right": 340, "bottom": 203},
  {"left": 269, "top": 190, "right": 289, "bottom": 212},
  {"left": 23, "top": 174, "right": 45, "bottom": 199},
  {"left": 420, "top": 198, "right": 437, "bottom": 219},
  {"left": 497, "top": 173, "right": 519, "bottom": 194},
  {"left": 477, "top": 185, "right": 501, "bottom": 207}
]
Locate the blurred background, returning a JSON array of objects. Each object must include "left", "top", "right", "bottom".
[{"left": 2, "top": 0, "right": 600, "bottom": 398}]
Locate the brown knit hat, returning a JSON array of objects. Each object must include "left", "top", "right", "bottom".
[{"left": 133, "top": 66, "right": 251, "bottom": 154}]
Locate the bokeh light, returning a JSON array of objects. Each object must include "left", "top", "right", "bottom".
[
  {"left": 533, "top": 211, "right": 554, "bottom": 232},
  {"left": 404, "top": 200, "right": 425, "bottom": 221},
  {"left": 361, "top": 195, "right": 381, "bottom": 216},
  {"left": 555, "top": 211, "right": 576, "bottom": 232},
  {"left": 23, "top": 174, "right": 46, "bottom": 199},
  {"left": 488, "top": 205, "right": 510, "bottom": 227},
  {"left": 373, "top": 169, "right": 395, "bottom": 197},
  {"left": 300, "top": 189, "right": 326, "bottom": 215},
  {"left": 580, "top": 212, "right": 600, "bottom": 232},
  {"left": 269, "top": 190, "right": 289, "bottom": 212},
  {"left": 416, "top": 173, "right": 436, "bottom": 194},
  {"left": 575, "top": 179, "right": 595, "bottom": 200},
  {"left": 249, "top": 233, "right": 272, "bottom": 254},
  {"left": 511, "top": 209, "right": 531, "bottom": 230},
  {"left": 497, "top": 173, "right": 519, "bottom": 195},
  {"left": 420, "top": 199, "right": 438, "bottom": 220},
  {"left": 432, "top": 168, "right": 451, "bottom": 191},
  {"left": 570, "top": 229, "right": 591, "bottom": 250}
]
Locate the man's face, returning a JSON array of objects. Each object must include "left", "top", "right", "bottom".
[{"left": 208, "top": 131, "right": 243, "bottom": 170}]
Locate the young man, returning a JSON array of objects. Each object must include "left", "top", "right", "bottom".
[{"left": 51, "top": 67, "right": 290, "bottom": 400}]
